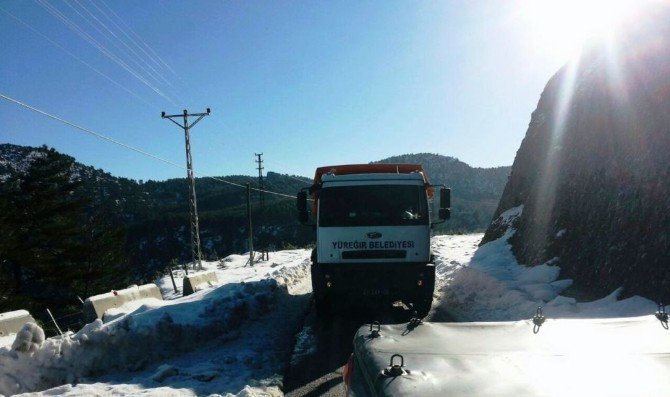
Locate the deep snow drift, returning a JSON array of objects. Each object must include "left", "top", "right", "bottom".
[
  {"left": 431, "top": 206, "right": 657, "bottom": 321},
  {"left": 0, "top": 213, "right": 658, "bottom": 396}
]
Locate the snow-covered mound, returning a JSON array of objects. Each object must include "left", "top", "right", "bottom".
[
  {"left": 432, "top": 207, "right": 657, "bottom": 321},
  {"left": 0, "top": 249, "right": 311, "bottom": 397}
]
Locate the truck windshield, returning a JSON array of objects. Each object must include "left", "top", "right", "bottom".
[{"left": 319, "top": 185, "right": 428, "bottom": 227}]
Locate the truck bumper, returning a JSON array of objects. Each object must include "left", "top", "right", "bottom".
[{"left": 311, "top": 262, "right": 435, "bottom": 305}]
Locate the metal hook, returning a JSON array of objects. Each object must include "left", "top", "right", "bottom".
[
  {"left": 369, "top": 321, "right": 381, "bottom": 338},
  {"left": 533, "top": 306, "right": 546, "bottom": 334},
  {"left": 384, "top": 354, "right": 405, "bottom": 377},
  {"left": 390, "top": 354, "right": 404, "bottom": 368},
  {"left": 656, "top": 303, "right": 668, "bottom": 329}
]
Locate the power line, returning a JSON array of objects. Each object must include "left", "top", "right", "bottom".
[
  {"left": 68, "top": 0, "right": 176, "bottom": 94},
  {"left": 86, "top": 0, "right": 178, "bottom": 91},
  {"left": 35, "top": 0, "right": 178, "bottom": 105},
  {"left": 0, "top": 93, "right": 299, "bottom": 200},
  {"left": 0, "top": 7, "right": 155, "bottom": 108},
  {"left": 97, "top": 0, "right": 179, "bottom": 79}
]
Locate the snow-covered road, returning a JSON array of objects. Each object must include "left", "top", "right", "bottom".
[{"left": 1, "top": 219, "right": 658, "bottom": 396}]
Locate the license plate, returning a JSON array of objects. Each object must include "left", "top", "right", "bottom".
[{"left": 363, "top": 289, "right": 386, "bottom": 296}]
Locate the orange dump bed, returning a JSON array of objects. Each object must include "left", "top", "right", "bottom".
[{"left": 314, "top": 163, "right": 431, "bottom": 186}]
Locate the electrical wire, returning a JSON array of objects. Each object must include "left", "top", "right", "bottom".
[
  {"left": 98, "top": 0, "right": 179, "bottom": 79},
  {"left": 35, "top": 0, "right": 178, "bottom": 106},
  {"left": 0, "top": 93, "right": 300, "bottom": 199},
  {"left": 88, "top": 0, "right": 178, "bottom": 84},
  {"left": 0, "top": 7, "right": 156, "bottom": 108},
  {"left": 69, "top": 0, "right": 177, "bottom": 93}
]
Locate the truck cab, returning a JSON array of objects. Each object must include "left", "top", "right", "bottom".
[{"left": 298, "top": 164, "right": 450, "bottom": 316}]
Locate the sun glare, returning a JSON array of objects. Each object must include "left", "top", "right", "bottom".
[{"left": 519, "top": 0, "right": 638, "bottom": 61}]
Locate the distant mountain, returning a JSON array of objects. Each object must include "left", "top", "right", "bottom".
[
  {"left": 482, "top": 4, "right": 670, "bottom": 303},
  {"left": 376, "top": 153, "right": 511, "bottom": 232}
]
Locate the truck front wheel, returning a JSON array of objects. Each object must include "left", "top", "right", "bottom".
[
  {"left": 314, "top": 293, "right": 333, "bottom": 318},
  {"left": 410, "top": 294, "right": 433, "bottom": 318},
  {"left": 312, "top": 262, "right": 333, "bottom": 317}
]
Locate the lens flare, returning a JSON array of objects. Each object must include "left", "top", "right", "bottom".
[{"left": 518, "top": 0, "right": 638, "bottom": 61}]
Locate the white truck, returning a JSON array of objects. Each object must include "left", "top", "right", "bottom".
[{"left": 297, "top": 164, "right": 450, "bottom": 316}]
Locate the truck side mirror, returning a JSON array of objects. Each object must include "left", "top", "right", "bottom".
[
  {"left": 439, "top": 188, "right": 451, "bottom": 220},
  {"left": 440, "top": 187, "right": 451, "bottom": 209},
  {"left": 297, "top": 191, "right": 308, "bottom": 224},
  {"left": 439, "top": 208, "right": 450, "bottom": 220}
]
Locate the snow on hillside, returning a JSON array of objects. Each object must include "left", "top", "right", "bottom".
[
  {"left": 431, "top": 207, "right": 657, "bottom": 321},
  {"left": 0, "top": 145, "right": 46, "bottom": 179},
  {"left": 0, "top": 225, "right": 658, "bottom": 396}
]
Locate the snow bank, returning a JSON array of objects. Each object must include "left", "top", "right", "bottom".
[
  {"left": 158, "top": 250, "right": 312, "bottom": 298},
  {"left": 102, "top": 298, "right": 164, "bottom": 323},
  {"left": 0, "top": 249, "right": 312, "bottom": 396},
  {"left": 433, "top": 206, "right": 657, "bottom": 321},
  {"left": 83, "top": 284, "right": 163, "bottom": 323},
  {"left": 0, "top": 310, "right": 37, "bottom": 348},
  {"left": 10, "top": 323, "right": 44, "bottom": 354},
  {"left": 183, "top": 271, "right": 220, "bottom": 296}
]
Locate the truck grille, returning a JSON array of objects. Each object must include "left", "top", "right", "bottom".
[{"left": 342, "top": 250, "right": 406, "bottom": 259}]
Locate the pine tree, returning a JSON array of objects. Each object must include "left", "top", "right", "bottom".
[
  {"left": 4, "top": 147, "right": 86, "bottom": 309},
  {"left": 0, "top": 193, "right": 15, "bottom": 309},
  {"left": 77, "top": 208, "right": 131, "bottom": 298}
]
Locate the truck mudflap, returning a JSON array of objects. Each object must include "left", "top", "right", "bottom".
[
  {"left": 311, "top": 262, "right": 435, "bottom": 312},
  {"left": 346, "top": 314, "right": 670, "bottom": 397}
]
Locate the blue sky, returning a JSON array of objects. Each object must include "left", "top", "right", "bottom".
[{"left": 1, "top": 1, "right": 566, "bottom": 181}]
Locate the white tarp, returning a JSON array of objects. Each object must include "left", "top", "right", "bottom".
[{"left": 352, "top": 315, "right": 670, "bottom": 397}]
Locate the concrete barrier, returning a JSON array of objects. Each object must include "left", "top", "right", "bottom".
[
  {"left": 0, "top": 310, "right": 37, "bottom": 337},
  {"left": 82, "top": 284, "right": 163, "bottom": 323},
  {"left": 183, "top": 271, "right": 219, "bottom": 296}
]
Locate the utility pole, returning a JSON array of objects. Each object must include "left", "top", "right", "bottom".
[
  {"left": 161, "top": 108, "right": 210, "bottom": 271},
  {"left": 246, "top": 182, "right": 254, "bottom": 266},
  {"left": 255, "top": 153, "right": 264, "bottom": 209}
]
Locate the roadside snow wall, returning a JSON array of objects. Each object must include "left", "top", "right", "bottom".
[
  {"left": 82, "top": 284, "right": 163, "bottom": 323},
  {"left": 182, "top": 271, "right": 219, "bottom": 296},
  {"left": 0, "top": 279, "right": 283, "bottom": 396},
  {"left": 0, "top": 310, "right": 36, "bottom": 338}
]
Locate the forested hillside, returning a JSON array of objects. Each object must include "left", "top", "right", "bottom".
[
  {"left": 0, "top": 144, "right": 312, "bottom": 317},
  {"left": 0, "top": 144, "right": 509, "bottom": 316}
]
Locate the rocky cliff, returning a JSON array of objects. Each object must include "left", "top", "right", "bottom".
[{"left": 483, "top": 5, "right": 670, "bottom": 303}]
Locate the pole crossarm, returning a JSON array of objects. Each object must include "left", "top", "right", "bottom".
[
  {"left": 162, "top": 115, "right": 184, "bottom": 128},
  {"left": 161, "top": 109, "right": 210, "bottom": 119},
  {"left": 189, "top": 114, "right": 208, "bottom": 129},
  {"left": 255, "top": 153, "right": 265, "bottom": 209}
]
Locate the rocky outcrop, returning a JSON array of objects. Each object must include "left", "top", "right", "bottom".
[{"left": 483, "top": 5, "right": 670, "bottom": 303}]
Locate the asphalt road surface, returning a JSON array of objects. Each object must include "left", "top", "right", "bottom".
[{"left": 283, "top": 303, "right": 424, "bottom": 397}]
